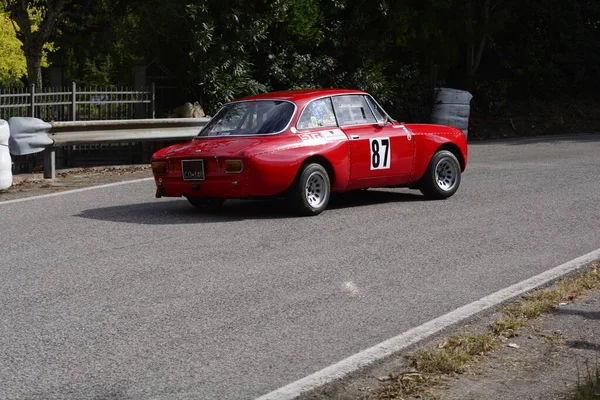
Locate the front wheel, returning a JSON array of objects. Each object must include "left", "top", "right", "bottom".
[
  {"left": 290, "top": 163, "right": 331, "bottom": 216},
  {"left": 419, "top": 150, "right": 461, "bottom": 199},
  {"left": 187, "top": 197, "right": 225, "bottom": 209}
]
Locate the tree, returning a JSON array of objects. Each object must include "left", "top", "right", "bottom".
[
  {"left": 0, "top": 4, "right": 26, "bottom": 86},
  {"left": 489, "top": 0, "right": 600, "bottom": 96},
  {"left": 53, "top": 0, "right": 139, "bottom": 86},
  {"left": 457, "top": 0, "right": 496, "bottom": 91},
  {"left": 1, "top": 0, "right": 70, "bottom": 87}
]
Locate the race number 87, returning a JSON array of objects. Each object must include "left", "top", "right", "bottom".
[{"left": 370, "top": 138, "right": 391, "bottom": 170}]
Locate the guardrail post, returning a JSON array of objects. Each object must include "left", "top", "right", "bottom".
[
  {"left": 71, "top": 82, "right": 77, "bottom": 121},
  {"left": 151, "top": 82, "right": 156, "bottom": 119},
  {"left": 29, "top": 84, "right": 35, "bottom": 118},
  {"left": 43, "top": 147, "right": 56, "bottom": 179}
]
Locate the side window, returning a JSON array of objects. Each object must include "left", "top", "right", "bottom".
[
  {"left": 332, "top": 95, "right": 377, "bottom": 126},
  {"left": 365, "top": 96, "right": 386, "bottom": 122},
  {"left": 297, "top": 98, "right": 338, "bottom": 130}
]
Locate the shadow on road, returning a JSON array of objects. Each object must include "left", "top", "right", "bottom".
[
  {"left": 74, "top": 189, "right": 425, "bottom": 224},
  {"left": 554, "top": 308, "right": 600, "bottom": 320},
  {"left": 566, "top": 340, "right": 600, "bottom": 352}
]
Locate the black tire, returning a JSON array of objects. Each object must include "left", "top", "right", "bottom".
[
  {"left": 419, "top": 150, "right": 461, "bottom": 200},
  {"left": 187, "top": 197, "right": 225, "bottom": 209},
  {"left": 290, "top": 163, "right": 331, "bottom": 216}
]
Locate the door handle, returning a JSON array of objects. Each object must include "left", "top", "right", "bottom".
[{"left": 350, "top": 134, "right": 360, "bottom": 139}]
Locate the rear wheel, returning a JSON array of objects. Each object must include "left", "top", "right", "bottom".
[
  {"left": 419, "top": 150, "right": 461, "bottom": 199},
  {"left": 187, "top": 197, "right": 225, "bottom": 209},
  {"left": 291, "top": 163, "right": 331, "bottom": 216}
]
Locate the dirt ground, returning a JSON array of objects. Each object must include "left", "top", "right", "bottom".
[{"left": 2, "top": 167, "right": 599, "bottom": 400}]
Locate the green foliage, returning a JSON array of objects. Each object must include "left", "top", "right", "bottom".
[
  {"left": 17, "top": 0, "right": 598, "bottom": 117},
  {"left": 184, "top": 0, "right": 271, "bottom": 111},
  {"left": 57, "top": 0, "right": 141, "bottom": 86},
  {"left": 484, "top": 0, "right": 600, "bottom": 97},
  {"left": 2, "top": 0, "right": 69, "bottom": 86},
  {"left": 0, "top": 5, "right": 27, "bottom": 84},
  {"left": 0, "top": 1, "right": 56, "bottom": 86}
]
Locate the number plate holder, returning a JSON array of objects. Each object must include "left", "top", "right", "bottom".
[{"left": 182, "top": 159, "right": 205, "bottom": 181}]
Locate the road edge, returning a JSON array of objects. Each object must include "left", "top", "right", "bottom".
[
  {"left": 256, "top": 248, "right": 600, "bottom": 400},
  {"left": 0, "top": 177, "right": 154, "bottom": 205}
]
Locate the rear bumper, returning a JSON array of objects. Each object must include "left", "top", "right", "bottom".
[{"left": 154, "top": 175, "right": 248, "bottom": 199}]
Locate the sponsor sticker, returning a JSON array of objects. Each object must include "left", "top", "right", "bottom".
[
  {"left": 319, "top": 128, "right": 347, "bottom": 141},
  {"left": 299, "top": 132, "right": 325, "bottom": 143}
]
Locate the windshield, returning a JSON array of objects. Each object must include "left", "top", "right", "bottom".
[{"left": 198, "top": 100, "right": 295, "bottom": 137}]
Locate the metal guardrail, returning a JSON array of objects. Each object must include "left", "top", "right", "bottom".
[{"left": 43, "top": 118, "right": 210, "bottom": 179}]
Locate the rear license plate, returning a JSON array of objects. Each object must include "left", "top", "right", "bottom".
[{"left": 182, "top": 159, "right": 205, "bottom": 181}]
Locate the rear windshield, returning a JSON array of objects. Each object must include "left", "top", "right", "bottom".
[{"left": 198, "top": 100, "right": 295, "bottom": 137}]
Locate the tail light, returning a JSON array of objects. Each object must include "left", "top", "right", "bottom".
[
  {"left": 151, "top": 161, "right": 168, "bottom": 175},
  {"left": 225, "top": 160, "right": 244, "bottom": 173}
]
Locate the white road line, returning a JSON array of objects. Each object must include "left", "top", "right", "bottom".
[
  {"left": 257, "top": 248, "right": 600, "bottom": 400},
  {"left": 0, "top": 178, "right": 154, "bottom": 205}
]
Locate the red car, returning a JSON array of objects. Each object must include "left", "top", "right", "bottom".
[{"left": 151, "top": 89, "right": 468, "bottom": 215}]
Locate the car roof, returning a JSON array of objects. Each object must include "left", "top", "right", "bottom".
[{"left": 236, "top": 89, "right": 368, "bottom": 102}]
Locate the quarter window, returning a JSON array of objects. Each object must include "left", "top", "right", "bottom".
[
  {"left": 332, "top": 95, "right": 377, "bottom": 126},
  {"left": 297, "top": 98, "right": 338, "bottom": 130},
  {"left": 365, "top": 96, "right": 386, "bottom": 122}
]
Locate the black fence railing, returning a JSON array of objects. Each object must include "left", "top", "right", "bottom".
[{"left": 0, "top": 83, "right": 155, "bottom": 122}]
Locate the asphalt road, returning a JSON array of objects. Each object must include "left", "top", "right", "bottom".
[{"left": 1, "top": 134, "right": 599, "bottom": 400}]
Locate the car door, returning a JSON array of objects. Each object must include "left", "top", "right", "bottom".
[{"left": 332, "top": 95, "right": 414, "bottom": 189}]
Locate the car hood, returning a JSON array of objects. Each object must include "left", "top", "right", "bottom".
[{"left": 159, "top": 137, "right": 267, "bottom": 158}]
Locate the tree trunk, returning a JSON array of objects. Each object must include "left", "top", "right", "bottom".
[
  {"left": 24, "top": 46, "right": 44, "bottom": 87},
  {"left": 462, "top": 0, "right": 475, "bottom": 91},
  {"left": 4, "top": 0, "right": 73, "bottom": 88}
]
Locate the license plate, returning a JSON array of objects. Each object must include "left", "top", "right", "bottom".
[{"left": 181, "top": 159, "right": 205, "bottom": 181}]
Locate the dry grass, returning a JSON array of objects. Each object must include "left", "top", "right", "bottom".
[
  {"left": 409, "top": 347, "right": 473, "bottom": 375},
  {"left": 500, "top": 265, "right": 600, "bottom": 321},
  {"left": 575, "top": 361, "right": 600, "bottom": 400},
  {"left": 372, "top": 373, "right": 437, "bottom": 400},
  {"left": 371, "top": 263, "right": 600, "bottom": 400},
  {"left": 489, "top": 316, "right": 527, "bottom": 338},
  {"left": 558, "top": 268, "right": 600, "bottom": 300},
  {"left": 408, "top": 332, "right": 497, "bottom": 376},
  {"left": 445, "top": 333, "right": 497, "bottom": 354}
]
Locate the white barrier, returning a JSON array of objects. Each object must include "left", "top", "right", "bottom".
[{"left": 0, "top": 120, "right": 12, "bottom": 190}]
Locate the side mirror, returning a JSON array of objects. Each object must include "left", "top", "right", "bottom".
[{"left": 376, "top": 115, "right": 392, "bottom": 128}]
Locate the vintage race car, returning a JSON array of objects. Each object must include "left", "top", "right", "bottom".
[{"left": 151, "top": 89, "right": 468, "bottom": 215}]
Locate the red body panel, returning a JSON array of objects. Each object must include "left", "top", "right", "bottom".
[
  {"left": 404, "top": 123, "right": 468, "bottom": 183},
  {"left": 342, "top": 123, "right": 414, "bottom": 189},
  {"left": 151, "top": 89, "right": 468, "bottom": 200}
]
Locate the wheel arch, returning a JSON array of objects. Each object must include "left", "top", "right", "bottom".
[
  {"left": 297, "top": 155, "right": 336, "bottom": 188},
  {"left": 437, "top": 143, "right": 465, "bottom": 171}
]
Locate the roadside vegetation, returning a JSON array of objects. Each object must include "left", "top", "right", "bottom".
[
  {"left": 1, "top": 0, "right": 599, "bottom": 137},
  {"left": 575, "top": 364, "right": 600, "bottom": 400},
  {"left": 372, "top": 262, "right": 600, "bottom": 400}
]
